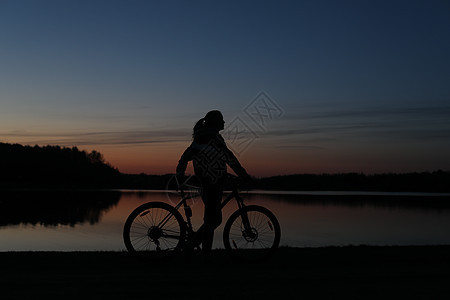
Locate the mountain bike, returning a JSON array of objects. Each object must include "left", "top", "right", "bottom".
[{"left": 123, "top": 174, "right": 281, "bottom": 262}]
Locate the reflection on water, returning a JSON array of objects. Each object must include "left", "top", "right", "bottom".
[
  {"left": 0, "top": 190, "right": 449, "bottom": 251},
  {"left": 243, "top": 192, "right": 450, "bottom": 212},
  {"left": 0, "top": 191, "right": 121, "bottom": 227}
]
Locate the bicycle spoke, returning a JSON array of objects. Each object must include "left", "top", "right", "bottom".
[
  {"left": 124, "top": 202, "right": 186, "bottom": 260},
  {"left": 224, "top": 206, "right": 280, "bottom": 258}
]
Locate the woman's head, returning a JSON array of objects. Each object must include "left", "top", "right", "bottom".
[
  {"left": 193, "top": 110, "right": 225, "bottom": 140},
  {"left": 204, "top": 110, "right": 225, "bottom": 130}
]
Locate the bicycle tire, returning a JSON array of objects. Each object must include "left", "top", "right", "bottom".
[
  {"left": 223, "top": 205, "right": 281, "bottom": 262},
  {"left": 123, "top": 201, "right": 186, "bottom": 261}
]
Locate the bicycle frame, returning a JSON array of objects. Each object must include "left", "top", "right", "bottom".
[{"left": 158, "top": 183, "right": 248, "bottom": 242}]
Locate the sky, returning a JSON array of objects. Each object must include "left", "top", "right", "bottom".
[{"left": 1, "top": 0, "right": 450, "bottom": 176}]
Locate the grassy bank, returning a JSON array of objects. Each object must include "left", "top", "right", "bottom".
[{"left": 1, "top": 246, "right": 449, "bottom": 299}]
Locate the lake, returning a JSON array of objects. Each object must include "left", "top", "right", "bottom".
[{"left": 1, "top": 190, "right": 450, "bottom": 251}]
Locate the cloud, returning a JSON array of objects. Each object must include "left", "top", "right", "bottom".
[
  {"left": 2, "top": 104, "right": 449, "bottom": 150},
  {"left": 291, "top": 104, "right": 450, "bottom": 121},
  {"left": 271, "top": 103, "right": 450, "bottom": 141},
  {"left": 265, "top": 122, "right": 393, "bottom": 137},
  {"left": 0, "top": 129, "right": 192, "bottom": 147}
]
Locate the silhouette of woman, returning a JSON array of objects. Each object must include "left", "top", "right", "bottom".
[{"left": 176, "top": 110, "right": 250, "bottom": 255}]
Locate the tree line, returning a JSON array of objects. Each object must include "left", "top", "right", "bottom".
[
  {"left": 1, "top": 142, "right": 449, "bottom": 192},
  {"left": 0, "top": 142, "right": 120, "bottom": 188}
]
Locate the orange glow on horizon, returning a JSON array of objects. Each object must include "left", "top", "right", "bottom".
[
  {"left": 90, "top": 136, "right": 447, "bottom": 177},
  {"left": 99, "top": 143, "right": 343, "bottom": 176}
]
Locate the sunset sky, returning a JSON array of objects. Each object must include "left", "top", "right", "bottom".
[{"left": 1, "top": 0, "right": 449, "bottom": 176}]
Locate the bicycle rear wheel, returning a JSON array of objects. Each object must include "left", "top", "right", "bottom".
[
  {"left": 223, "top": 205, "right": 281, "bottom": 262},
  {"left": 123, "top": 201, "right": 186, "bottom": 261}
]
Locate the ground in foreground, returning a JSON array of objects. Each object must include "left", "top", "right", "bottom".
[{"left": 1, "top": 246, "right": 449, "bottom": 299}]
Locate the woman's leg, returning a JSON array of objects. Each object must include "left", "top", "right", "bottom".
[{"left": 199, "top": 183, "right": 223, "bottom": 254}]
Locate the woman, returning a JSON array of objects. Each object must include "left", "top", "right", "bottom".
[{"left": 176, "top": 110, "right": 250, "bottom": 255}]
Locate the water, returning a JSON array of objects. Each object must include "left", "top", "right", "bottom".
[{"left": 1, "top": 190, "right": 449, "bottom": 251}]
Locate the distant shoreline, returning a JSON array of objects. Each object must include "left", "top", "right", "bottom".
[
  {"left": 3, "top": 172, "right": 450, "bottom": 193},
  {"left": 2, "top": 186, "right": 450, "bottom": 195}
]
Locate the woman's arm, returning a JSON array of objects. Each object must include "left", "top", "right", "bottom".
[
  {"left": 176, "top": 145, "right": 195, "bottom": 176},
  {"left": 216, "top": 135, "right": 250, "bottom": 178}
]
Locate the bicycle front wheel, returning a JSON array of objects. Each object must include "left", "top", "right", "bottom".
[
  {"left": 123, "top": 201, "right": 186, "bottom": 261},
  {"left": 223, "top": 205, "right": 281, "bottom": 262}
]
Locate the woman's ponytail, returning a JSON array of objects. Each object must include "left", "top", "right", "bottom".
[{"left": 192, "top": 118, "right": 205, "bottom": 137}]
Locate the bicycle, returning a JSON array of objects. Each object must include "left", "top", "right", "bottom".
[{"left": 123, "top": 174, "right": 281, "bottom": 262}]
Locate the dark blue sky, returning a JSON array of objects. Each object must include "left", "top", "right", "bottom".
[{"left": 1, "top": 0, "right": 449, "bottom": 175}]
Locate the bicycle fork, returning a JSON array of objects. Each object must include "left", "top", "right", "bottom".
[{"left": 232, "top": 194, "right": 257, "bottom": 249}]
